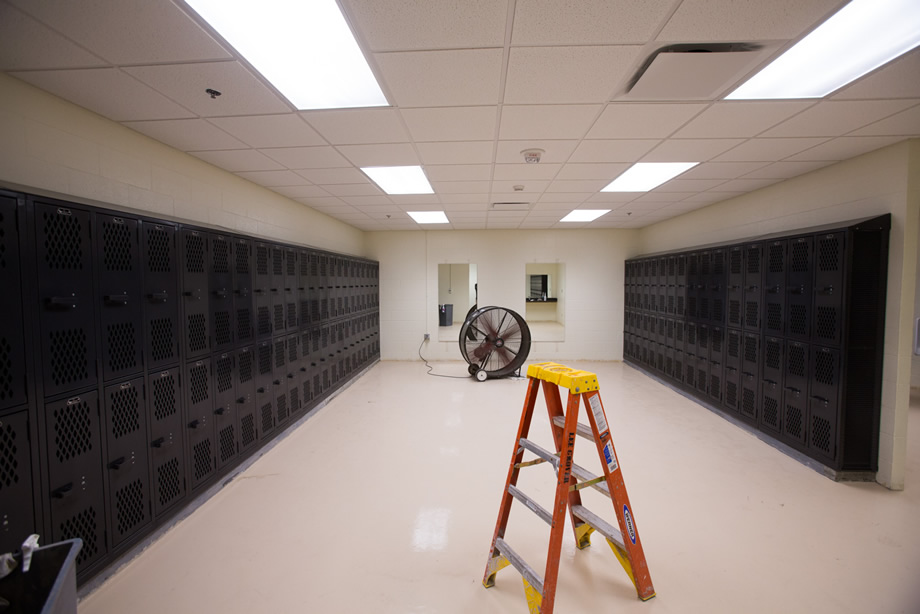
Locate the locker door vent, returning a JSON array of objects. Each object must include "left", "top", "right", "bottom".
[
  {"left": 106, "top": 322, "right": 138, "bottom": 373},
  {"left": 743, "top": 336, "right": 758, "bottom": 364},
  {"left": 189, "top": 364, "right": 209, "bottom": 405},
  {"left": 767, "top": 303, "right": 782, "bottom": 332},
  {"left": 60, "top": 507, "right": 98, "bottom": 565},
  {"left": 812, "top": 416, "right": 832, "bottom": 453},
  {"left": 768, "top": 244, "right": 784, "bottom": 272},
  {"left": 192, "top": 439, "right": 213, "bottom": 481},
  {"left": 236, "top": 309, "right": 252, "bottom": 342},
  {"left": 787, "top": 345, "right": 806, "bottom": 377},
  {"left": 115, "top": 478, "right": 146, "bottom": 535},
  {"left": 152, "top": 375, "right": 177, "bottom": 420},
  {"left": 272, "top": 250, "right": 283, "bottom": 276},
  {"left": 273, "top": 305, "right": 284, "bottom": 332},
  {"left": 276, "top": 392, "right": 289, "bottom": 423},
  {"left": 763, "top": 396, "right": 779, "bottom": 429},
  {"left": 102, "top": 222, "right": 133, "bottom": 271},
  {"left": 728, "top": 299, "right": 740, "bottom": 326},
  {"left": 150, "top": 318, "right": 176, "bottom": 363},
  {"left": 49, "top": 329, "right": 89, "bottom": 387},
  {"left": 110, "top": 386, "right": 140, "bottom": 439},
  {"left": 216, "top": 357, "right": 233, "bottom": 394},
  {"left": 214, "top": 311, "right": 231, "bottom": 346},
  {"left": 0, "top": 339, "right": 14, "bottom": 402},
  {"left": 43, "top": 211, "right": 84, "bottom": 270},
  {"left": 258, "top": 345, "right": 272, "bottom": 377},
  {"left": 745, "top": 301, "right": 759, "bottom": 328},
  {"left": 742, "top": 388, "right": 756, "bottom": 417},
  {"left": 235, "top": 244, "right": 249, "bottom": 274},
  {"left": 765, "top": 341, "right": 781, "bottom": 370},
  {"left": 785, "top": 404, "right": 803, "bottom": 438},
  {"left": 53, "top": 400, "right": 93, "bottom": 462},
  {"left": 818, "top": 237, "right": 840, "bottom": 271},
  {"left": 257, "top": 307, "right": 271, "bottom": 336},
  {"left": 156, "top": 457, "right": 181, "bottom": 507},
  {"left": 218, "top": 425, "right": 235, "bottom": 463},
  {"left": 260, "top": 403, "right": 273, "bottom": 432},
  {"left": 0, "top": 423, "right": 19, "bottom": 489},
  {"left": 0, "top": 211, "right": 6, "bottom": 269},
  {"left": 726, "top": 380, "right": 738, "bottom": 407},
  {"left": 789, "top": 304, "right": 808, "bottom": 336},
  {"left": 238, "top": 352, "right": 253, "bottom": 383},
  {"left": 815, "top": 352, "right": 835, "bottom": 385},
  {"left": 146, "top": 227, "right": 172, "bottom": 273},
  {"left": 815, "top": 307, "right": 837, "bottom": 341},
  {"left": 256, "top": 246, "right": 269, "bottom": 276},
  {"left": 185, "top": 234, "right": 205, "bottom": 274},
  {"left": 790, "top": 242, "right": 809, "bottom": 272},
  {"left": 240, "top": 415, "right": 256, "bottom": 447},
  {"left": 212, "top": 239, "right": 230, "bottom": 274},
  {"left": 187, "top": 314, "right": 208, "bottom": 354}
]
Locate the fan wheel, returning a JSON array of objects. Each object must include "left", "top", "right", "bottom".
[{"left": 459, "top": 306, "right": 531, "bottom": 379}]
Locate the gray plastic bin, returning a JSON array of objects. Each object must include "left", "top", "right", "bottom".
[{"left": 0, "top": 538, "right": 82, "bottom": 614}]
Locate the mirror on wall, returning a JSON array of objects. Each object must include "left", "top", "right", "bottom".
[
  {"left": 437, "top": 263, "right": 478, "bottom": 341},
  {"left": 525, "top": 263, "right": 565, "bottom": 341}
]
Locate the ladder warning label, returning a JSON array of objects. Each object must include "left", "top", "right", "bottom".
[
  {"left": 603, "top": 442, "right": 618, "bottom": 473},
  {"left": 588, "top": 394, "right": 608, "bottom": 434}
]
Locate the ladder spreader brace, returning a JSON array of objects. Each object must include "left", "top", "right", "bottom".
[{"left": 482, "top": 362, "right": 655, "bottom": 613}]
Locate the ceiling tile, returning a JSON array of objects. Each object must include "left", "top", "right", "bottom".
[
  {"left": 657, "top": 0, "right": 844, "bottom": 41},
  {"left": 11, "top": 68, "right": 194, "bottom": 121},
  {"left": 785, "top": 136, "right": 905, "bottom": 162},
  {"left": 295, "top": 168, "right": 370, "bottom": 185},
  {"left": 302, "top": 108, "right": 410, "bottom": 144},
  {"left": 431, "top": 181, "right": 492, "bottom": 194},
  {"left": 504, "top": 46, "right": 641, "bottom": 104},
  {"left": 711, "top": 178, "right": 783, "bottom": 192},
  {"left": 125, "top": 62, "right": 290, "bottom": 117},
  {"left": 401, "top": 106, "right": 497, "bottom": 142},
  {"left": 323, "top": 184, "right": 386, "bottom": 197},
  {"left": 417, "top": 141, "right": 493, "bottom": 165},
  {"left": 489, "top": 192, "right": 542, "bottom": 204},
  {"left": 654, "top": 178, "right": 728, "bottom": 192},
  {"left": 273, "top": 185, "right": 332, "bottom": 198},
  {"left": 532, "top": 201, "right": 588, "bottom": 211},
  {"left": 739, "top": 160, "right": 835, "bottom": 180},
  {"left": 490, "top": 179, "right": 550, "bottom": 193},
  {"left": 537, "top": 193, "right": 590, "bottom": 203},
  {"left": 208, "top": 115, "right": 325, "bottom": 148},
  {"left": 713, "top": 137, "right": 830, "bottom": 161},
  {"left": 123, "top": 119, "right": 245, "bottom": 152},
  {"left": 425, "top": 165, "right": 493, "bottom": 182},
  {"left": 641, "top": 139, "right": 745, "bottom": 162},
  {"left": 512, "top": 0, "right": 676, "bottom": 45},
  {"left": 833, "top": 48, "right": 920, "bottom": 100},
  {"left": 495, "top": 141, "right": 578, "bottom": 164},
  {"left": 343, "top": 196, "right": 394, "bottom": 206},
  {"left": 762, "top": 100, "right": 918, "bottom": 138},
  {"left": 500, "top": 105, "right": 602, "bottom": 140},
  {"left": 439, "top": 194, "right": 489, "bottom": 204},
  {"left": 633, "top": 192, "right": 695, "bottom": 203},
  {"left": 336, "top": 143, "right": 419, "bottom": 167},
  {"left": 0, "top": 4, "right": 107, "bottom": 70},
  {"left": 442, "top": 206, "right": 488, "bottom": 214},
  {"left": 682, "top": 191, "right": 741, "bottom": 205},
  {"left": 556, "top": 163, "right": 629, "bottom": 180},
  {"left": 375, "top": 49, "right": 502, "bottom": 107},
  {"left": 850, "top": 104, "right": 920, "bottom": 137},
  {"left": 588, "top": 104, "right": 706, "bottom": 139},
  {"left": 493, "top": 163, "right": 563, "bottom": 180},
  {"left": 679, "top": 161, "right": 770, "bottom": 179},
  {"left": 673, "top": 101, "right": 814, "bottom": 138},
  {"left": 235, "top": 170, "right": 308, "bottom": 187},
  {"left": 392, "top": 195, "right": 441, "bottom": 206},
  {"left": 546, "top": 179, "right": 608, "bottom": 193},
  {"left": 260, "top": 146, "right": 351, "bottom": 169},
  {"left": 9, "top": 0, "right": 231, "bottom": 64},
  {"left": 190, "top": 149, "right": 284, "bottom": 172},
  {"left": 569, "top": 139, "right": 660, "bottom": 163},
  {"left": 341, "top": 0, "right": 507, "bottom": 51}
]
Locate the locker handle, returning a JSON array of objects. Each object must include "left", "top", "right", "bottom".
[
  {"left": 766, "top": 285, "right": 781, "bottom": 294},
  {"left": 151, "top": 437, "right": 172, "bottom": 448},
  {"left": 236, "top": 397, "right": 247, "bottom": 404},
  {"left": 236, "top": 288, "right": 250, "bottom": 297},
  {"left": 52, "top": 483, "right": 73, "bottom": 499},
  {"left": 287, "top": 373, "right": 295, "bottom": 379},
  {"left": 149, "top": 291, "right": 169, "bottom": 303},
  {"left": 108, "top": 456, "right": 126, "bottom": 470},
  {"left": 214, "top": 407, "right": 226, "bottom": 416},
  {"left": 183, "top": 289, "right": 203, "bottom": 300},
  {"left": 104, "top": 294, "right": 129, "bottom": 305},
  {"left": 189, "top": 419, "right": 202, "bottom": 429},
  {"left": 257, "top": 387, "right": 266, "bottom": 393},
  {"left": 300, "top": 367, "right": 307, "bottom": 372},
  {"left": 213, "top": 289, "right": 228, "bottom": 299},
  {"left": 784, "top": 386, "right": 801, "bottom": 395},
  {"left": 254, "top": 288, "right": 265, "bottom": 294},
  {"left": 810, "top": 395, "right": 829, "bottom": 406},
  {"left": 746, "top": 285, "right": 759, "bottom": 291},
  {"left": 47, "top": 296, "right": 78, "bottom": 310},
  {"left": 742, "top": 371, "right": 755, "bottom": 378},
  {"left": 788, "top": 286, "right": 805, "bottom": 295},
  {"left": 817, "top": 285, "right": 834, "bottom": 295},
  {"left": 273, "top": 379, "right": 281, "bottom": 385},
  {"left": 764, "top": 378, "right": 778, "bottom": 386}
]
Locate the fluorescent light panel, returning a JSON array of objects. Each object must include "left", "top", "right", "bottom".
[
  {"left": 728, "top": 0, "right": 920, "bottom": 99},
  {"left": 602, "top": 162, "right": 698, "bottom": 192},
  {"left": 560, "top": 210, "right": 610, "bottom": 223},
  {"left": 362, "top": 166, "right": 434, "bottom": 195},
  {"left": 408, "top": 211, "right": 449, "bottom": 224},
  {"left": 184, "top": 0, "right": 387, "bottom": 110}
]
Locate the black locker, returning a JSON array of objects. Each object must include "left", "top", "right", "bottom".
[
  {"left": 234, "top": 238, "right": 254, "bottom": 347},
  {"left": 142, "top": 223, "right": 180, "bottom": 371},
  {"left": 786, "top": 236, "right": 813, "bottom": 341},
  {"left": 34, "top": 201, "right": 98, "bottom": 398},
  {"left": 763, "top": 240, "right": 786, "bottom": 338},
  {"left": 97, "top": 213, "right": 143, "bottom": 383},
  {"left": 782, "top": 387, "right": 808, "bottom": 447},
  {"left": 810, "top": 346, "right": 841, "bottom": 410},
  {"left": 686, "top": 252, "right": 699, "bottom": 320},
  {"left": 710, "top": 326, "right": 724, "bottom": 364},
  {"left": 148, "top": 368, "right": 185, "bottom": 517},
  {"left": 698, "top": 251, "right": 711, "bottom": 321},
  {"left": 685, "top": 321, "right": 697, "bottom": 357},
  {"left": 273, "top": 337, "right": 289, "bottom": 425},
  {"left": 743, "top": 243, "right": 763, "bottom": 332},
  {"left": 235, "top": 346, "right": 258, "bottom": 451},
  {"left": 102, "top": 377, "right": 150, "bottom": 546},
  {"left": 740, "top": 333, "right": 761, "bottom": 422},
  {"left": 657, "top": 286, "right": 667, "bottom": 317},
  {"left": 45, "top": 393, "right": 106, "bottom": 572},
  {"left": 695, "top": 356, "right": 708, "bottom": 396},
  {"left": 761, "top": 337, "right": 784, "bottom": 434},
  {"left": 254, "top": 242, "right": 273, "bottom": 340},
  {"left": 180, "top": 229, "right": 210, "bottom": 359},
  {"left": 710, "top": 249, "right": 726, "bottom": 324},
  {"left": 286, "top": 333, "right": 302, "bottom": 416},
  {"left": 727, "top": 246, "right": 743, "bottom": 329},
  {"left": 255, "top": 340, "right": 275, "bottom": 438},
  {"left": 185, "top": 359, "right": 215, "bottom": 490},
  {"left": 0, "top": 195, "right": 27, "bottom": 411},
  {"left": 210, "top": 234, "right": 234, "bottom": 353},
  {"left": 673, "top": 350, "right": 684, "bottom": 386},
  {"left": 723, "top": 364, "right": 740, "bottom": 413},
  {"left": 708, "top": 361, "right": 722, "bottom": 403},
  {"left": 0, "top": 411, "right": 35, "bottom": 554},
  {"left": 697, "top": 324, "right": 710, "bottom": 361},
  {"left": 271, "top": 245, "right": 285, "bottom": 335},
  {"left": 813, "top": 232, "right": 845, "bottom": 346},
  {"left": 284, "top": 247, "right": 298, "bottom": 332},
  {"left": 299, "top": 249, "right": 312, "bottom": 327},
  {"left": 683, "top": 354, "right": 696, "bottom": 389}
]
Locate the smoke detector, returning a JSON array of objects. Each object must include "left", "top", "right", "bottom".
[{"left": 521, "top": 149, "right": 544, "bottom": 164}]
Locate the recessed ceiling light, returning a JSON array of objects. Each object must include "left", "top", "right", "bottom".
[
  {"left": 560, "top": 209, "right": 610, "bottom": 223},
  {"left": 408, "top": 211, "right": 449, "bottom": 224},
  {"left": 361, "top": 166, "right": 434, "bottom": 195},
  {"left": 183, "top": 0, "right": 388, "bottom": 110},
  {"left": 727, "top": 0, "right": 920, "bottom": 99},
  {"left": 601, "top": 162, "right": 698, "bottom": 192}
]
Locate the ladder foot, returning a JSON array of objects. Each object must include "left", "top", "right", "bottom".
[
  {"left": 522, "top": 578, "right": 543, "bottom": 614},
  {"left": 483, "top": 553, "right": 510, "bottom": 588},
  {"left": 574, "top": 522, "right": 594, "bottom": 550}
]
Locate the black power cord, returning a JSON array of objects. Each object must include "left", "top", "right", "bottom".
[{"left": 418, "top": 338, "right": 471, "bottom": 379}]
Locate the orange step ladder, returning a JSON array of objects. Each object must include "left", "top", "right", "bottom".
[{"left": 482, "top": 362, "right": 655, "bottom": 612}]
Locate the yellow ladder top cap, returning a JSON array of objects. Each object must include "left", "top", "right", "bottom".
[{"left": 526, "top": 362, "right": 599, "bottom": 393}]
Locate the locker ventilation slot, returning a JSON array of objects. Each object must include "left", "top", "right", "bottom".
[
  {"left": 765, "top": 342, "right": 781, "bottom": 369},
  {"left": 746, "top": 248, "right": 760, "bottom": 273},
  {"left": 187, "top": 314, "right": 208, "bottom": 354},
  {"left": 287, "top": 303, "right": 296, "bottom": 327},
  {"left": 303, "top": 380, "right": 313, "bottom": 401},
  {"left": 189, "top": 364, "right": 209, "bottom": 405},
  {"left": 241, "top": 415, "right": 256, "bottom": 447},
  {"left": 212, "top": 239, "right": 230, "bottom": 274},
  {"left": 743, "top": 337, "right": 757, "bottom": 364},
  {"left": 156, "top": 458, "right": 182, "bottom": 507},
  {"left": 150, "top": 318, "right": 175, "bottom": 362},
  {"left": 258, "top": 346, "right": 272, "bottom": 376},
  {"left": 237, "top": 309, "right": 252, "bottom": 341},
  {"left": 726, "top": 381, "right": 738, "bottom": 407},
  {"left": 107, "top": 323, "right": 138, "bottom": 373},
  {"left": 110, "top": 386, "right": 140, "bottom": 439},
  {"left": 728, "top": 300, "right": 740, "bottom": 326},
  {"left": 153, "top": 376, "right": 177, "bottom": 421},
  {"left": 788, "top": 346, "right": 806, "bottom": 377},
  {"left": 103, "top": 222, "right": 133, "bottom": 271},
  {"left": 49, "top": 329, "right": 89, "bottom": 387},
  {"left": 768, "top": 245, "right": 783, "bottom": 272},
  {"left": 812, "top": 416, "right": 832, "bottom": 453},
  {"left": 276, "top": 393, "right": 289, "bottom": 422},
  {"left": 115, "top": 479, "right": 146, "bottom": 535},
  {"left": 818, "top": 238, "right": 839, "bottom": 271},
  {"left": 53, "top": 400, "right": 93, "bottom": 462},
  {"left": 274, "top": 342, "right": 285, "bottom": 369},
  {"left": 273, "top": 305, "right": 284, "bottom": 332},
  {"left": 235, "top": 244, "right": 249, "bottom": 274},
  {"left": 261, "top": 403, "right": 273, "bottom": 432},
  {"left": 257, "top": 307, "right": 271, "bottom": 336},
  {"left": 43, "top": 212, "right": 84, "bottom": 270},
  {"left": 815, "top": 307, "right": 837, "bottom": 341},
  {"left": 785, "top": 404, "right": 803, "bottom": 439},
  {"left": 815, "top": 352, "right": 835, "bottom": 385},
  {"left": 0, "top": 339, "right": 13, "bottom": 402},
  {"left": 256, "top": 247, "right": 269, "bottom": 276},
  {"left": 219, "top": 425, "right": 235, "bottom": 463},
  {"left": 763, "top": 396, "right": 779, "bottom": 429},
  {"left": 0, "top": 423, "right": 19, "bottom": 489},
  {"left": 192, "top": 439, "right": 213, "bottom": 481},
  {"left": 238, "top": 352, "right": 253, "bottom": 383},
  {"left": 791, "top": 242, "right": 809, "bottom": 272},
  {"left": 216, "top": 357, "right": 232, "bottom": 393},
  {"left": 146, "top": 227, "right": 172, "bottom": 272},
  {"left": 214, "top": 311, "right": 231, "bottom": 346},
  {"left": 789, "top": 305, "right": 807, "bottom": 336},
  {"left": 0, "top": 212, "right": 6, "bottom": 269},
  {"left": 272, "top": 251, "right": 283, "bottom": 276},
  {"left": 767, "top": 304, "right": 782, "bottom": 332},
  {"left": 745, "top": 301, "right": 758, "bottom": 327},
  {"left": 185, "top": 235, "right": 205, "bottom": 273},
  {"left": 742, "top": 388, "right": 756, "bottom": 417},
  {"left": 60, "top": 507, "right": 98, "bottom": 565}
]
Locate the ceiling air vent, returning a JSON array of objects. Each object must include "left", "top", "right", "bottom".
[
  {"left": 620, "top": 43, "right": 775, "bottom": 101},
  {"left": 491, "top": 202, "right": 531, "bottom": 212}
]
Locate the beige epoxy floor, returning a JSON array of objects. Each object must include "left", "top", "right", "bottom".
[{"left": 80, "top": 361, "right": 920, "bottom": 614}]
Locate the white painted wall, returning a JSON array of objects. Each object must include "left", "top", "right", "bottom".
[
  {"left": 437, "top": 263, "right": 472, "bottom": 324},
  {"left": 0, "top": 74, "right": 366, "bottom": 256},
  {"left": 637, "top": 140, "right": 920, "bottom": 490},
  {"left": 365, "top": 229, "right": 636, "bottom": 363}
]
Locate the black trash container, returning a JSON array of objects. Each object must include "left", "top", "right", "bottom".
[
  {"left": 438, "top": 304, "right": 453, "bottom": 326},
  {"left": 0, "top": 538, "right": 82, "bottom": 614}
]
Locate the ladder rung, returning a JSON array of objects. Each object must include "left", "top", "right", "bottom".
[
  {"left": 519, "top": 438, "right": 558, "bottom": 468},
  {"left": 571, "top": 462, "right": 611, "bottom": 497},
  {"left": 508, "top": 484, "right": 552, "bottom": 525},
  {"left": 495, "top": 537, "right": 544, "bottom": 596},
  {"left": 571, "top": 504, "right": 626, "bottom": 551},
  {"left": 551, "top": 415, "right": 595, "bottom": 441}
]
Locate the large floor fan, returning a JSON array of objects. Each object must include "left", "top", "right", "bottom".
[{"left": 459, "top": 306, "right": 531, "bottom": 381}]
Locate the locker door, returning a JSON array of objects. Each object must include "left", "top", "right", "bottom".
[
  {"left": 284, "top": 247, "right": 298, "bottom": 332},
  {"left": 764, "top": 240, "right": 786, "bottom": 337},
  {"left": 210, "top": 234, "right": 234, "bottom": 353},
  {"left": 185, "top": 359, "right": 215, "bottom": 490},
  {"left": 234, "top": 238, "right": 254, "bottom": 347},
  {"left": 723, "top": 364, "right": 740, "bottom": 413},
  {"left": 686, "top": 252, "right": 699, "bottom": 320},
  {"left": 727, "top": 246, "right": 743, "bottom": 329},
  {"left": 813, "top": 232, "right": 845, "bottom": 346},
  {"left": 695, "top": 355, "right": 708, "bottom": 396},
  {"left": 46, "top": 393, "right": 106, "bottom": 572},
  {"left": 148, "top": 368, "right": 185, "bottom": 517},
  {"left": 142, "top": 223, "right": 180, "bottom": 371},
  {"left": 809, "top": 346, "right": 841, "bottom": 464},
  {"left": 213, "top": 352, "right": 238, "bottom": 469},
  {"left": 299, "top": 249, "right": 312, "bottom": 328},
  {"left": 235, "top": 346, "right": 258, "bottom": 452},
  {"left": 710, "top": 326, "right": 724, "bottom": 364},
  {"left": 740, "top": 333, "right": 761, "bottom": 422},
  {"left": 271, "top": 245, "right": 285, "bottom": 335},
  {"left": 255, "top": 340, "right": 275, "bottom": 438},
  {"left": 673, "top": 350, "right": 685, "bottom": 387},
  {"left": 103, "top": 377, "right": 150, "bottom": 546},
  {"left": 34, "top": 201, "right": 97, "bottom": 397},
  {"left": 743, "top": 242, "right": 763, "bottom": 332},
  {"left": 0, "top": 195, "right": 27, "bottom": 410},
  {"left": 685, "top": 321, "right": 697, "bottom": 358},
  {"left": 180, "top": 229, "right": 210, "bottom": 359},
  {"left": 786, "top": 236, "right": 813, "bottom": 342},
  {"left": 97, "top": 213, "right": 143, "bottom": 383},
  {"left": 254, "top": 242, "right": 273, "bottom": 340},
  {"left": 273, "top": 336, "right": 289, "bottom": 426},
  {"left": 0, "top": 411, "right": 35, "bottom": 554},
  {"left": 708, "top": 360, "right": 723, "bottom": 403},
  {"left": 697, "top": 324, "right": 710, "bottom": 361},
  {"left": 710, "top": 248, "right": 726, "bottom": 325},
  {"left": 760, "top": 337, "right": 784, "bottom": 434},
  {"left": 286, "top": 333, "right": 302, "bottom": 416},
  {"left": 698, "top": 251, "right": 711, "bottom": 321}
]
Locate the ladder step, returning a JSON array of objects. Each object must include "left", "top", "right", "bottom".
[
  {"left": 571, "top": 504, "right": 626, "bottom": 551},
  {"left": 571, "top": 462, "right": 611, "bottom": 497},
  {"left": 551, "top": 415, "right": 595, "bottom": 441},
  {"left": 494, "top": 537, "right": 544, "bottom": 596},
  {"left": 519, "top": 438, "right": 558, "bottom": 468},
  {"left": 508, "top": 484, "right": 552, "bottom": 525}
]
